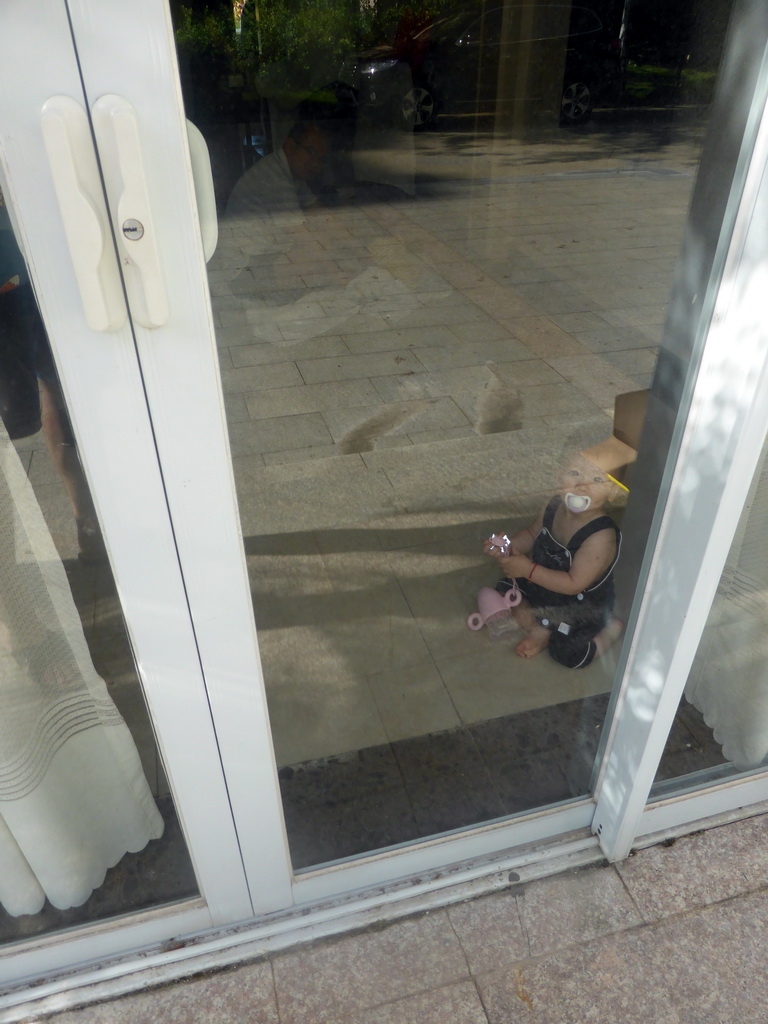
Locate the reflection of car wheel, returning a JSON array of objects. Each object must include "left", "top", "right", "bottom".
[
  {"left": 560, "top": 81, "right": 593, "bottom": 124},
  {"left": 400, "top": 85, "right": 436, "bottom": 130}
]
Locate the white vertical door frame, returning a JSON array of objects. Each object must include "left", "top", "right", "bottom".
[
  {"left": 64, "top": 0, "right": 294, "bottom": 914},
  {"left": 593, "top": 0, "right": 768, "bottom": 860},
  {"left": 0, "top": 0, "right": 254, "bottom": 980}
]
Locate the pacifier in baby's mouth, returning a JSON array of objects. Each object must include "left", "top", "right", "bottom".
[{"left": 565, "top": 492, "right": 591, "bottom": 513}]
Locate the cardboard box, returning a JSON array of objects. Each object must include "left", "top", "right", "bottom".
[{"left": 582, "top": 389, "right": 649, "bottom": 491}]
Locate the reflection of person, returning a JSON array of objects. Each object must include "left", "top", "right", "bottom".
[
  {"left": 483, "top": 453, "right": 624, "bottom": 667},
  {"left": 225, "top": 121, "right": 330, "bottom": 219}
]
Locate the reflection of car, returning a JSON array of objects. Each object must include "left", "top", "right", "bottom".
[{"left": 340, "top": 4, "right": 624, "bottom": 129}]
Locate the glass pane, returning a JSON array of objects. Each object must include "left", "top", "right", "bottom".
[
  {"left": 172, "top": 0, "right": 732, "bottom": 869},
  {"left": 652, "top": 436, "right": 768, "bottom": 797},
  {"left": 0, "top": 191, "right": 197, "bottom": 940}
]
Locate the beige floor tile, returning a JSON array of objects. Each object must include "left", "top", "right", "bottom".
[
  {"left": 379, "top": 303, "right": 493, "bottom": 330},
  {"left": 447, "top": 319, "right": 517, "bottom": 343},
  {"left": 220, "top": 361, "right": 303, "bottom": 394},
  {"left": 600, "top": 347, "right": 659, "bottom": 377},
  {"left": 367, "top": 658, "right": 461, "bottom": 740},
  {"left": 345, "top": 981, "right": 490, "bottom": 1024},
  {"left": 410, "top": 334, "right": 533, "bottom": 373},
  {"left": 296, "top": 349, "right": 424, "bottom": 384},
  {"left": 640, "top": 892, "right": 768, "bottom": 1023},
  {"left": 453, "top": 381, "right": 599, "bottom": 432},
  {"left": 548, "top": 311, "right": 610, "bottom": 334},
  {"left": 461, "top": 286, "right": 540, "bottom": 319},
  {"left": 501, "top": 316, "right": 590, "bottom": 358},
  {"left": 447, "top": 890, "right": 529, "bottom": 973},
  {"left": 436, "top": 642, "right": 614, "bottom": 725},
  {"left": 223, "top": 393, "right": 250, "bottom": 424},
  {"left": 227, "top": 413, "right": 332, "bottom": 456},
  {"left": 518, "top": 865, "right": 644, "bottom": 956},
  {"left": 323, "top": 398, "right": 471, "bottom": 448},
  {"left": 408, "top": 425, "right": 478, "bottom": 445},
  {"left": 545, "top": 353, "right": 643, "bottom": 411},
  {"left": 615, "top": 814, "right": 768, "bottom": 922},
  {"left": 245, "top": 379, "right": 382, "bottom": 420},
  {"left": 260, "top": 444, "right": 339, "bottom": 465},
  {"left": 370, "top": 365, "right": 498, "bottom": 403},
  {"left": 228, "top": 335, "right": 348, "bottom": 367},
  {"left": 475, "top": 927, "right": 682, "bottom": 1024},
  {"left": 278, "top": 314, "right": 351, "bottom": 344},
  {"left": 235, "top": 457, "right": 404, "bottom": 534},
  {"left": 597, "top": 304, "right": 668, "bottom": 328},
  {"left": 572, "top": 325, "right": 661, "bottom": 354},
  {"left": 26, "top": 446, "right": 64, "bottom": 487},
  {"left": 272, "top": 910, "right": 469, "bottom": 1024},
  {"left": 341, "top": 324, "right": 458, "bottom": 355},
  {"left": 365, "top": 432, "right": 571, "bottom": 513},
  {"left": 262, "top": 634, "right": 388, "bottom": 764}
]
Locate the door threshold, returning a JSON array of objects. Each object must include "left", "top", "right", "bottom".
[{"left": 0, "top": 829, "right": 600, "bottom": 1022}]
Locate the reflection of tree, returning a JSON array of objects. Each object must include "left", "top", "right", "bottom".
[
  {"left": 172, "top": 0, "right": 362, "bottom": 102},
  {"left": 171, "top": 0, "right": 460, "bottom": 112},
  {"left": 623, "top": 0, "right": 731, "bottom": 70}
]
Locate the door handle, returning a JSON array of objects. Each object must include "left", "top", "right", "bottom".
[
  {"left": 92, "top": 95, "right": 169, "bottom": 329},
  {"left": 40, "top": 96, "right": 127, "bottom": 332},
  {"left": 186, "top": 120, "right": 218, "bottom": 263}
]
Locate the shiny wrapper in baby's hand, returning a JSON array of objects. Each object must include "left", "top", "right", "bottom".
[{"left": 487, "top": 533, "right": 511, "bottom": 557}]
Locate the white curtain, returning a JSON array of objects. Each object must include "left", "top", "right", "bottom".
[
  {"left": 0, "top": 430, "right": 163, "bottom": 917},
  {"left": 685, "top": 444, "right": 768, "bottom": 770}
]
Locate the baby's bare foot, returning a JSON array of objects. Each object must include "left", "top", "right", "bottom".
[
  {"left": 594, "top": 617, "right": 624, "bottom": 657},
  {"left": 515, "top": 624, "right": 551, "bottom": 659}
]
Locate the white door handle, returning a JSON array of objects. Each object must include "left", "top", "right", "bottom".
[
  {"left": 186, "top": 120, "right": 218, "bottom": 263},
  {"left": 92, "top": 95, "right": 169, "bottom": 329},
  {"left": 40, "top": 96, "right": 127, "bottom": 332}
]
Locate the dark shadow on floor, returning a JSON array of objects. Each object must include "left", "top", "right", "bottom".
[{"left": 280, "top": 694, "right": 727, "bottom": 870}]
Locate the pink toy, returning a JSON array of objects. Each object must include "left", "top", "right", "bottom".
[{"left": 467, "top": 584, "right": 522, "bottom": 630}]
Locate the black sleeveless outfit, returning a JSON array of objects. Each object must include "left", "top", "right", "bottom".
[{"left": 497, "top": 496, "right": 621, "bottom": 668}]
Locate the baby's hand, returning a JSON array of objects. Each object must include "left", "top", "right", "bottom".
[{"left": 497, "top": 547, "right": 530, "bottom": 578}]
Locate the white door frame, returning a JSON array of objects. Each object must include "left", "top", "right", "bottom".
[
  {"left": 594, "top": 0, "right": 768, "bottom": 859},
  {"left": 0, "top": 0, "right": 255, "bottom": 985}
]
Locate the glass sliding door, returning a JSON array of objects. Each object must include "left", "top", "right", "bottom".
[
  {"left": 654, "top": 435, "right": 768, "bottom": 794},
  {"left": 59, "top": 0, "right": 765, "bottom": 922},
  {"left": 109, "top": 0, "right": 738, "bottom": 880}
]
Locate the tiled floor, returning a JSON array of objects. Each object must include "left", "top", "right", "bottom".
[{"left": 33, "top": 811, "right": 768, "bottom": 1024}]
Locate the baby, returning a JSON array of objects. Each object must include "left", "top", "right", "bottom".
[{"left": 482, "top": 453, "right": 624, "bottom": 668}]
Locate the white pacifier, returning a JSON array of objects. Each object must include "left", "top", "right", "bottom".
[{"left": 565, "top": 492, "right": 591, "bottom": 513}]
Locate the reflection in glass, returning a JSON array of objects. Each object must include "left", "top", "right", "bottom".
[
  {"left": 0, "top": 193, "right": 196, "bottom": 939},
  {"left": 654, "top": 440, "right": 768, "bottom": 791},
  {"left": 0, "top": 427, "right": 163, "bottom": 916},
  {"left": 174, "top": 0, "right": 731, "bottom": 868}
]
